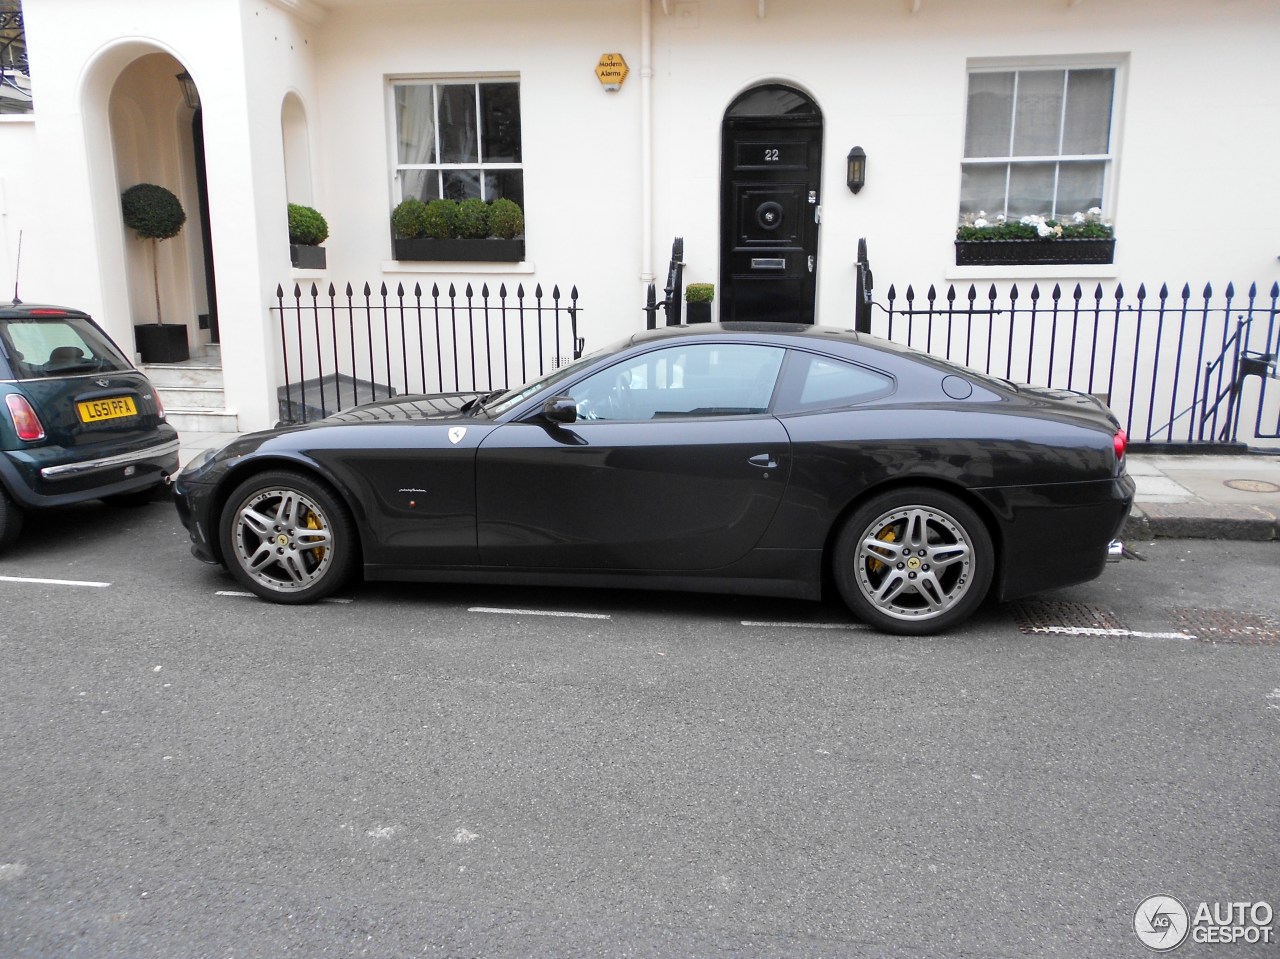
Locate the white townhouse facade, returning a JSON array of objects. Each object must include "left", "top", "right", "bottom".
[{"left": 0, "top": 0, "right": 1277, "bottom": 433}]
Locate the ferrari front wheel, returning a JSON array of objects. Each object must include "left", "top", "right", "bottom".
[
  {"left": 219, "top": 470, "right": 357, "bottom": 604},
  {"left": 834, "top": 488, "right": 993, "bottom": 635}
]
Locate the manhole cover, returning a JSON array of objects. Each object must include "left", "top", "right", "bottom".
[
  {"left": 1172, "top": 607, "right": 1280, "bottom": 645},
  {"left": 1011, "top": 601, "right": 1123, "bottom": 634},
  {"left": 1224, "top": 479, "right": 1280, "bottom": 493}
]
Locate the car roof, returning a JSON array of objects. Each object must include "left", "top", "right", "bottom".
[
  {"left": 0, "top": 302, "right": 93, "bottom": 320},
  {"left": 623, "top": 322, "right": 941, "bottom": 364},
  {"left": 627, "top": 322, "right": 861, "bottom": 347}
]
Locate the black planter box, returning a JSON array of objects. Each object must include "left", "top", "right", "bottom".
[
  {"left": 134, "top": 323, "right": 189, "bottom": 364},
  {"left": 392, "top": 237, "right": 525, "bottom": 263},
  {"left": 955, "top": 237, "right": 1115, "bottom": 266},
  {"left": 686, "top": 301, "right": 712, "bottom": 324},
  {"left": 290, "top": 244, "right": 327, "bottom": 270}
]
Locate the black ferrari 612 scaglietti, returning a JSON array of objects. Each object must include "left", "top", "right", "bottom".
[{"left": 173, "top": 324, "right": 1134, "bottom": 635}]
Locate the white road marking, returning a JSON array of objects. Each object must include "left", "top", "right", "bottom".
[
  {"left": 741, "top": 621, "right": 868, "bottom": 631},
  {"left": 215, "top": 590, "right": 353, "bottom": 604},
  {"left": 1027, "top": 626, "right": 1194, "bottom": 640},
  {"left": 469, "top": 606, "right": 612, "bottom": 620},
  {"left": 0, "top": 575, "right": 110, "bottom": 588}
]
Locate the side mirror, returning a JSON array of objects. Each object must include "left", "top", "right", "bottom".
[{"left": 541, "top": 395, "right": 578, "bottom": 425}]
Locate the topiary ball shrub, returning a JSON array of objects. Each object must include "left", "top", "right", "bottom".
[
  {"left": 488, "top": 198, "right": 524, "bottom": 240},
  {"left": 122, "top": 183, "right": 186, "bottom": 240},
  {"left": 456, "top": 198, "right": 490, "bottom": 240},
  {"left": 391, "top": 198, "right": 428, "bottom": 239},
  {"left": 422, "top": 199, "right": 459, "bottom": 240},
  {"left": 685, "top": 282, "right": 715, "bottom": 304},
  {"left": 287, "top": 204, "right": 329, "bottom": 246}
]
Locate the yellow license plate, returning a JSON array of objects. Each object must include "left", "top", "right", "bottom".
[{"left": 77, "top": 396, "right": 138, "bottom": 423}]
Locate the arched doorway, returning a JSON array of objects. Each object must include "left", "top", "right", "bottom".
[
  {"left": 106, "top": 52, "right": 214, "bottom": 357},
  {"left": 719, "top": 83, "right": 823, "bottom": 324}
]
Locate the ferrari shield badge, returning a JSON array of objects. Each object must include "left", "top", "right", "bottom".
[{"left": 448, "top": 427, "right": 467, "bottom": 445}]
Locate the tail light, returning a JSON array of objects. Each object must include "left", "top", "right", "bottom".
[
  {"left": 5, "top": 393, "right": 46, "bottom": 441},
  {"left": 1113, "top": 428, "right": 1128, "bottom": 461},
  {"left": 152, "top": 391, "right": 167, "bottom": 420}
]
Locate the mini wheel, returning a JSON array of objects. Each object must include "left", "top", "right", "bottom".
[
  {"left": 834, "top": 488, "right": 993, "bottom": 635},
  {"left": 0, "top": 486, "right": 23, "bottom": 552},
  {"left": 219, "top": 470, "right": 357, "bottom": 604}
]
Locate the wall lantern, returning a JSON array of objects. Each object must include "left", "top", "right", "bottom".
[
  {"left": 175, "top": 72, "right": 200, "bottom": 110},
  {"left": 846, "top": 146, "right": 867, "bottom": 194}
]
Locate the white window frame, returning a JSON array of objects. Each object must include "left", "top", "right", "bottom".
[
  {"left": 386, "top": 73, "right": 523, "bottom": 206},
  {"left": 960, "top": 54, "right": 1127, "bottom": 222}
]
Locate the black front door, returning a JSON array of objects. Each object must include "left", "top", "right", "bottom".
[{"left": 720, "top": 84, "right": 823, "bottom": 324}]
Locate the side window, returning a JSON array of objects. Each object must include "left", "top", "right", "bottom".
[
  {"left": 774, "top": 352, "right": 894, "bottom": 414},
  {"left": 960, "top": 64, "right": 1118, "bottom": 222},
  {"left": 570, "top": 343, "right": 785, "bottom": 421},
  {"left": 0, "top": 5, "right": 32, "bottom": 115},
  {"left": 392, "top": 78, "right": 523, "bottom": 206}
]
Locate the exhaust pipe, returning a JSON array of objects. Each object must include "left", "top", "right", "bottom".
[{"left": 1106, "top": 539, "right": 1124, "bottom": 563}]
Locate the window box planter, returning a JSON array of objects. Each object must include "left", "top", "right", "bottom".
[
  {"left": 391, "top": 237, "right": 525, "bottom": 263},
  {"left": 954, "top": 238, "right": 1115, "bottom": 267},
  {"left": 290, "top": 244, "right": 327, "bottom": 270},
  {"left": 133, "top": 323, "right": 189, "bottom": 364}
]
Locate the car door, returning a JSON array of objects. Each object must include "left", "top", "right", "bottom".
[{"left": 475, "top": 342, "right": 790, "bottom": 571}]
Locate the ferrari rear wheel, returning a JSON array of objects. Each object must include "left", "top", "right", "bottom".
[
  {"left": 220, "top": 470, "right": 357, "bottom": 604},
  {"left": 834, "top": 488, "right": 993, "bottom": 635}
]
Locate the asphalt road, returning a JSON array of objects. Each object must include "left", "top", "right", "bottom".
[{"left": 0, "top": 498, "right": 1277, "bottom": 958}]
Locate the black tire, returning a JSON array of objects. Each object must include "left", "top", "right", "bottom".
[
  {"left": 0, "top": 485, "right": 23, "bottom": 552},
  {"left": 219, "top": 469, "right": 358, "bottom": 604},
  {"left": 833, "top": 487, "right": 994, "bottom": 636}
]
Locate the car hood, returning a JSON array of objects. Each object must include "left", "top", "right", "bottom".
[{"left": 320, "top": 391, "right": 484, "bottom": 424}]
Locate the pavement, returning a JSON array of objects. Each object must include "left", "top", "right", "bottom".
[
  {"left": 1123, "top": 451, "right": 1280, "bottom": 542},
  {"left": 177, "top": 430, "right": 1280, "bottom": 543}
]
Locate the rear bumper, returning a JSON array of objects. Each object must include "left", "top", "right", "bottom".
[
  {"left": 975, "top": 473, "right": 1136, "bottom": 601},
  {"left": 0, "top": 428, "right": 180, "bottom": 508},
  {"left": 39, "top": 438, "right": 179, "bottom": 479}
]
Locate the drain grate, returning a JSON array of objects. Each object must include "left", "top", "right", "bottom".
[
  {"left": 1011, "top": 601, "right": 1124, "bottom": 634},
  {"left": 1171, "top": 608, "right": 1280, "bottom": 646}
]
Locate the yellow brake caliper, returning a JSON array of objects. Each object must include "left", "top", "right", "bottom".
[
  {"left": 868, "top": 524, "right": 898, "bottom": 573},
  {"left": 305, "top": 510, "right": 324, "bottom": 563}
]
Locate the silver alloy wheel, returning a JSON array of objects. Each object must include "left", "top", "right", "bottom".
[
  {"left": 853, "top": 504, "right": 976, "bottom": 622},
  {"left": 230, "top": 485, "right": 336, "bottom": 594}
]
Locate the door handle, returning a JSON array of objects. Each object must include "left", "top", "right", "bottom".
[{"left": 748, "top": 453, "right": 778, "bottom": 469}]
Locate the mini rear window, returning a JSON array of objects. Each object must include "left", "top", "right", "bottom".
[{"left": 0, "top": 316, "right": 132, "bottom": 380}]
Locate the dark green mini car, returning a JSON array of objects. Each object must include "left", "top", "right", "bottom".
[{"left": 0, "top": 302, "right": 179, "bottom": 550}]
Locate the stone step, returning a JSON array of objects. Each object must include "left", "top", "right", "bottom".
[
  {"left": 156, "top": 385, "right": 226, "bottom": 410},
  {"left": 167, "top": 408, "right": 240, "bottom": 434},
  {"left": 142, "top": 363, "right": 224, "bottom": 390}
]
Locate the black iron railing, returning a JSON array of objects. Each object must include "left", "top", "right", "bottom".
[
  {"left": 644, "top": 237, "right": 685, "bottom": 329},
  {"left": 858, "top": 260, "right": 1279, "bottom": 446},
  {"left": 273, "top": 280, "right": 583, "bottom": 423}
]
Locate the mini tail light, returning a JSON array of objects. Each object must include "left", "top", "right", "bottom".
[
  {"left": 5, "top": 393, "right": 46, "bottom": 441},
  {"left": 1113, "top": 428, "right": 1128, "bottom": 460},
  {"left": 153, "top": 391, "right": 166, "bottom": 419}
]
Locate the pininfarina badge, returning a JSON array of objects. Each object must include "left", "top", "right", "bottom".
[{"left": 448, "top": 427, "right": 467, "bottom": 445}]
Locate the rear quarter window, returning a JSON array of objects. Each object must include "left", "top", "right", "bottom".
[{"left": 774, "top": 352, "right": 895, "bottom": 414}]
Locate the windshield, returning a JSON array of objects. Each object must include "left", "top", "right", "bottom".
[
  {"left": 0, "top": 315, "right": 133, "bottom": 380},
  {"left": 480, "top": 342, "right": 617, "bottom": 416}
]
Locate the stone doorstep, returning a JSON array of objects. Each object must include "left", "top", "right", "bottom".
[{"left": 1125, "top": 502, "right": 1279, "bottom": 542}]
